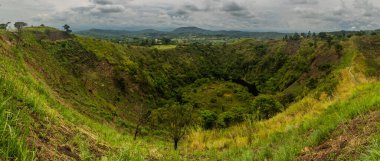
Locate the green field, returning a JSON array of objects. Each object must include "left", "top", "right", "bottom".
[{"left": 150, "top": 45, "right": 177, "bottom": 50}]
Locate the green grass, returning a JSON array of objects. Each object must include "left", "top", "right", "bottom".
[
  {"left": 0, "top": 77, "right": 36, "bottom": 161},
  {"left": 363, "top": 138, "right": 380, "bottom": 160},
  {"left": 362, "top": 122, "right": 380, "bottom": 160},
  {"left": 254, "top": 83, "right": 380, "bottom": 160},
  {"left": 0, "top": 30, "right": 179, "bottom": 160},
  {"left": 185, "top": 82, "right": 380, "bottom": 161},
  {"left": 150, "top": 45, "right": 177, "bottom": 50}
]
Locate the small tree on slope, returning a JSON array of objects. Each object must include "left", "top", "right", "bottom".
[{"left": 160, "top": 103, "right": 194, "bottom": 150}]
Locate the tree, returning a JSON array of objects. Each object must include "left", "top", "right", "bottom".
[
  {"left": 335, "top": 44, "right": 343, "bottom": 55},
  {"left": 340, "top": 30, "right": 346, "bottom": 38},
  {"left": 160, "top": 103, "right": 194, "bottom": 150},
  {"left": 292, "top": 32, "right": 300, "bottom": 40},
  {"left": 131, "top": 103, "right": 151, "bottom": 140},
  {"left": 283, "top": 35, "right": 288, "bottom": 41},
  {"left": 318, "top": 32, "right": 328, "bottom": 39},
  {"left": 63, "top": 24, "right": 72, "bottom": 33},
  {"left": 14, "top": 22, "right": 27, "bottom": 44},
  {"left": 326, "top": 36, "right": 333, "bottom": 48},
  {"left": 0, "top": 22, "right": 10, "bottom": 30},
  {"left": 14, "top": 22, "right": 27, "bottom": 32},
  {"left": 162, "top": 37, "right": 172, "bottom": 45},
  {"left": 301, "top": 32, "right": 306, "bottom": 38},
  {"left": 312, "top": 32, "right": 317, "bottom": 39},
  {"left": 307, "top": 31, "right": 312, "bottom": 38}
]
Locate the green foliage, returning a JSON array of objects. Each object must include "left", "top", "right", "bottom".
[
  {"left": 158, "top": 103, "right": 194, "bottom": 150},
  {"left": 250, "top": 95, "right": 284, "bottom": 120},
  {"left": 200, "top": 110, "right": 218, "bottom": 129},
  {"left": 354, "top": 36, "right": 380, "bottom": 77},
  {"left": 62, "top": 24, "right": 72, "bottom": 33},
  {"left": 216, "top": 111, "right": 235, "bottom": 128},
  {"left": 0, "top": 78, "right": 35, "bottom": 161},
  {"left": 0, "top": 22, "right": 10, "bottom": 30},
  {"left": 14, "top": 22, "right": 27, "bottom": 30},
  {"left": 363, "top": 130, "right": 380, "bottom": 160}
]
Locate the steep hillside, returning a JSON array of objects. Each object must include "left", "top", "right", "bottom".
[{"left": 1, "top": 27, "right": 380, "bottom": 160}]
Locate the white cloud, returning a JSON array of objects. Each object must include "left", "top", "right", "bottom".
[{"left": 0, "top": 0, "right": 380, "bottom": 32}]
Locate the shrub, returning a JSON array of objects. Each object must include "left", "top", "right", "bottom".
[
  {"left": 200, "top": 110, "right": 217, "bottom": 129},
  {"left": 210, "top": 98, "right": 217, "bottom": 103},
  {"left": 216, "top": 111, "right": 235, "bottom": 128},
  {"left": 250, "top": 95, "right": 283, "bottom": 120}
]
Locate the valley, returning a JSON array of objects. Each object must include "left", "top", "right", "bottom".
[{"left": 1, "top": 26, "right": 380, "bottom": 160}]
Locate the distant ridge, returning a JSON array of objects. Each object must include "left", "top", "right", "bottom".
[
  {"left": 172, "top": 27, "right": 210, "bottom": 34},
  {"left": 76, "top": 26, "right": 287, "bottom": 39}
]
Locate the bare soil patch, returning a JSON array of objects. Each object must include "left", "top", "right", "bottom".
[{"left": 298, "top": 110, "right": 380, "bottom": 161}]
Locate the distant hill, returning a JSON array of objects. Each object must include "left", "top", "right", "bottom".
[
  {"left": 76, "top": 27, "right": 287, "bottom": 39},
  {"left": 172, "top": 27, "right": 211, "bottom": 34}
]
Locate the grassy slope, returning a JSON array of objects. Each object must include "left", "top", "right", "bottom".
[
  {"left": 0, "top": 28, "right": 169, "bottom": 160},
  {"left": 184, "top": 36, "right": 380, "bottom": 160},
  {"left": 1, "top": 27, "right": 380, "bottom": 160}
]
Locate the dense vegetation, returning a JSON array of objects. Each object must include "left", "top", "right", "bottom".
[{"left": 1, "top": 26, "right": 380, "bottom": 160}]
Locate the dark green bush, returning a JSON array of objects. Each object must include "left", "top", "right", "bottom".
[
  {"left": 200, "top": 110, "right": 217, "bottom": 129},
  {"left": 250, "top": 95, "right": 283, "bottom": 120},
  {"left": 216, "top": 111, "right": 234, "bottom": 128}
]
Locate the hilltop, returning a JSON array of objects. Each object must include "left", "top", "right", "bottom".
[{"left": 1, "top": 26, "right": 380, "bottom": 160}]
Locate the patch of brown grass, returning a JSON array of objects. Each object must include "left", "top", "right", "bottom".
[{"left": 298, "top": 110, "right": 380, "bottom": 161}]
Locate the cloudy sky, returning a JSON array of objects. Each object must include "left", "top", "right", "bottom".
[{"left": 0, "top": 0, "right": 380, "bottom": 32}]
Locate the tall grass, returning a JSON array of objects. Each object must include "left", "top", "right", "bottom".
[
  {"left": 1, "top": 32, "right": 174, "bottom": 160},
  {"left": 362, "top": 123, "right": 380, "bottom": 160},
  {"left": 252, "top": 83, "right": 380, "bottom": 160},
  {"left": 0, "top": 77, "right": 35, "bottom": 160}
]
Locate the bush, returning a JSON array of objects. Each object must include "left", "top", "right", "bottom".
[
  {"left": 250, "top": 95, "right": 283, "bottom": 120},
  {"left": 216, "top": 112, "right": 234, "bottom": 128},
  {"left": 210, "top": 98, "right": 217, "bottom": 103},
  {"left": 200, "top": 110, "right": 217, "bottom": 129},
  {"left": 276, "top": 93, "right": 295, "bottom": 106}
]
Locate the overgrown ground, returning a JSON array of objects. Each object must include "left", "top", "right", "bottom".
[{"left": 1, "top": 27, "right": 380, "bottom": 160}]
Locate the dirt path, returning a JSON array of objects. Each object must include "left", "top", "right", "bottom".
[{"left": 298, "top": 110, "right": 380, "bottom": 161}]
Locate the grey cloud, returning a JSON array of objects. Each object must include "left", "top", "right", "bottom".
[
  {"left": 353, "top": 0, "right": 380, "bottom": 17},
  {"left": 333, "top": 7, "right": 347, "bottom": 16},
  {"left": 71, "top": 6, "right": 96, "bottom": 14},
  {"left": 293, "top": 7, "right": 322, "bottom": 19},
  {"left": 91, "top": 0, "right": 113, "bottom": 5},
  {"left": 220, "top": 1, "right": 254, "bottom": 18},
  {"left": 7, "top": 0, "right": 380, "bottom": 32},
  {"left": 230, "top": 10, "right": 255, "bottom": 18},
  {"left": 97, "top": 5, "right": 124, "bottom": 13},
  {"left": 168, "top": 9, "right": 190, "bottom": 19},
  {"left": 70, "top": 4, "right": 124, "bottom": 14},
  {"left": 287, "top": 0, "right": 318, "bottom": 5},
  {"left": 183, "top": 4, "right": 202, "bottom": 11},
  {"left": 222, "top": 2, "right": 244, "bottom": 12},
  {"left": 353, "top": 0, "right": 374, "bottom": 9}
]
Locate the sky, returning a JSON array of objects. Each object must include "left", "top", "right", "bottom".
[{"left": 0, "top": 0, "right": 380, "bottom": 32}]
